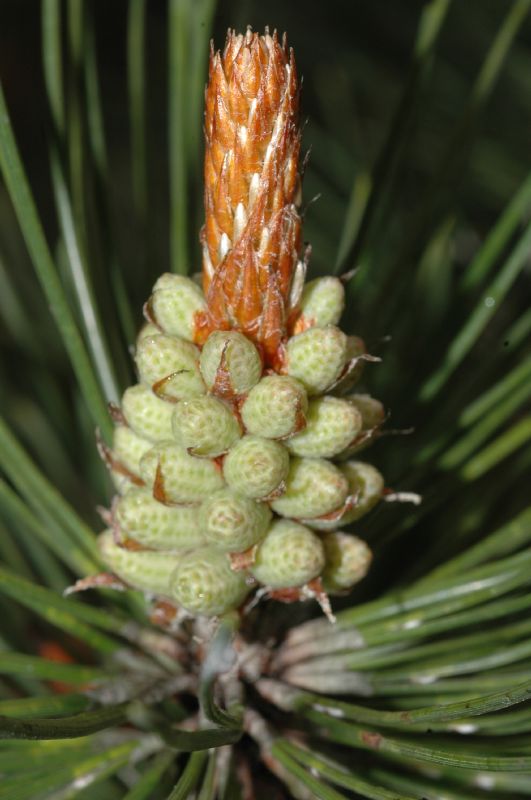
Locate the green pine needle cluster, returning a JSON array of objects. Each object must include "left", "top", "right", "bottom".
[{"left": 1, "top": 1, "right": 531, "bottom": 798}]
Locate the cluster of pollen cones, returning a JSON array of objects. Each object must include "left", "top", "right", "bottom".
[{"left": 79, "top": 29, "right": 416, "bottom": 622}]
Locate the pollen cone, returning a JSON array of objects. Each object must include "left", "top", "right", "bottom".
[{"left": 201, "top": 28, "right": 302, "bottom": 364}]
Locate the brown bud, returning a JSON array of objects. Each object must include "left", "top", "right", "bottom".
[{"left": 201, "top": 28, "right": 302, "bottom": 365}]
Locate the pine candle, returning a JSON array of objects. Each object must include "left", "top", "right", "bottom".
[{"left": 98, "top": 29, "right": 384, "bottom": 618}]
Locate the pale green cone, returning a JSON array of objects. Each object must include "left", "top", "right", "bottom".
[
  {"left": 135, "top": 333, "right": 205, "bottom": 401},
  {"left": 285, "top": 325, "right": 347, "bottom": 395},
  {"left": 99, "top": 530, "right": 179, "bottom": 595},
  {"left": 303, "top": 460, "right": 385, "bottom": 531},
  {"left": 136, "top": 322, "right": 160, "bottom": 342},
  {"left": 200, "top": 331, "right": 262, "bottom": 396},
  {"left": 251, "top": 519, "right": 325, "bottom": 589},
  {"left": 338, "top": 393, "right": 386, "bottom": 457},
  {"left": 270, "top": 457, "right": 349, "bottom": 519},
  {"left": 199, "top": 488, "right": 272, "bottom": 552},
  {"left": 332, "top": 335, "right": 366, "bottom": 394},
  {"left": 150, "top": 274, "right": 206, "bottom": 341},
  {"left": 172, "top": 396, "right": 241, "bottom": 456},
  {"left": 321, "top": 531, "right": 372, "bottom": 593},
  {"left": 170, "top": 547, "right": 250, "bottom": 617},
  {"left": 110, "top": 425, "right": 153, "bottom": 493},
  {"left": 285, "top": 396, "right": 362, "bottom": 458},
  {"left": 339, "top": 460, "right": 385, "bottom": 523},
  {"left": 122, "top": 384, "right": 175, "bottom": 443},
  {"left": 115, "top": 487, "right": 202, "bottom": 550},
  {"left": 241, "top": 375, "right": 308, "bottom": 439},
  {"left": 223, "top": 435, "right": 289, "bottom": 499},
  {"left": 346, "top": 393, "right": 386, "bottom": 430},
  {"left": 297, "top": 276, "right": 345, "bottom": 328},
  {"left": 140, "top": 442, "right": 224, "bottom": 504}
]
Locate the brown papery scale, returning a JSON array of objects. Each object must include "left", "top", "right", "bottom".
[{"left": 200, "top": 28, "right": 302, "bottom": 366}]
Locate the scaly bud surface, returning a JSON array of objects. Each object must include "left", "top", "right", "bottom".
[
  {"left": 223, "top": 435, "right": 289, "bottom": 499},
  {"left": 339, "top": 461, "right": 385, "bottom": 523},
  {"left": 172, "top": 396, "right": 241, "bottom": 456},
  {"left": 136, "top": 334, "right": 205, "bottom": 401},
  {"left": 241, "top": 375, "right": 308, "bottom": 439},
  {"left": 201, "top": 29, "right": 301, "bottom": 364},
  {"left": 122, "top": 384, "right": 175, "bottom": 443},
  {"left": 338, "top": 393, "right": 386, "bottom": 457},
  {"left": 115, "top": 488, "right": 202, "bottom": 550},
  {"left": 321, "top": 532, "right": 372, "bottom": 593},
  {"left": 199, "top": 330, "right": 262, "bottom": 396},
  {"left": 286, "top": 396, "right": 362, "bottom": 458},
  {"left": 140, "top": 443, "right": 225, "bottom": 504},
  {"left": 285, "top": 326, "right": 348, "bottom": 395},
  {"left": 252, "top": 519, "right": 325, "bottom": 589},
  {"left": 346, "top": 393, "right": 386, "bottom": 431},
  {"left": 333, "top": 335, "right": 366, "bottom": 394},
  {"left": 150, "top": 274, "right": 207, "bottom": 341},
  {"left": 292, "top": 276, "right": 345, "bottom": 332},
  {"left": 110, "top": 426, "right": 152, "bottom": 493},
  {"left": 271, "top": 457, "right": 349, "bottom": 519},
  {"left": 136, "top": 322, "right": 160, "bottom": 341},
  {"left": 170, "top": 547, "right": 250, "bottom": 617},
  {"left": 99, "top": 530, "right": 179, "bottom": 595},
  {"left": 200, "top": 488, "right": 271, "bottom": 552}
]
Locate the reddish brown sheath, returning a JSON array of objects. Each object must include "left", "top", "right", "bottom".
[{"left": 200, "top": 28, "right": 303, "bottom": 365}]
